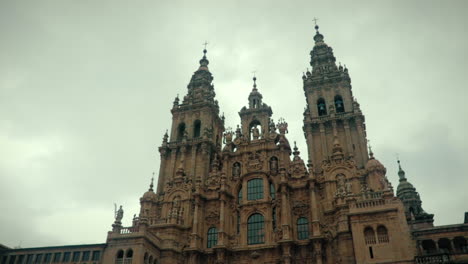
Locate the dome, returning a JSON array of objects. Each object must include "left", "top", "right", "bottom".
[
  {"left": 142, "top": 190, "right": 156, "bottom": 199},
  {"left": 365, "top": 157, "right": 386, "bottom": 172}
]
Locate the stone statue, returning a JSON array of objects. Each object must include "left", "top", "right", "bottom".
[
  {"left": 252, "top": 126, "right": 260, "bottom": 140},
  {"left": 232, "top": 163, "right": 241, "bottom": 178},
  {"left": 270, "top": 157, "right": 278, "bottom": 174},
  {"left": 345, "top": 181, "right": 352, "bottom": 194},
  {"left": 115, "top": 205, "right": 124, "bottom": 222}
]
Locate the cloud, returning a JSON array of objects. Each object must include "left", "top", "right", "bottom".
[{"left": 0, "top": 0, "right": 467, "bottom": 247}]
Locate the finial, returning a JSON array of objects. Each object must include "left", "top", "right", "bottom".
[
  {"left": 199, "top": 42, "right": 209, "bottom": 68},
  {"left": 253, "top": 75, "right": 257, "bottom": 90},
  {"left": 367, "top": 140, "right": 374, "bottom": 158},
  {"left": 397, "top": 157, "right": 406, "bottom": 180},
  {"left": 312, "top": 17, "right": 319, "bottom": 31},
  {"left": 203, "top": 41, "right": 208, "bottom": 57},
  {"left": 149, "top": 172, "right": 154, "bottom": 191}
]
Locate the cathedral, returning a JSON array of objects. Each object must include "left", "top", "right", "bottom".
[{"left": 1, "top": 25, "right": 468, "bottom": 264}]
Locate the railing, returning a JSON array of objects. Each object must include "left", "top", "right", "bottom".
[
  {"left": 354, "top": 199, "right": 385, "bottom": 209},
  {"left": 415, "top": 253, "right": 450, "bottom": 264},
  {"left": 115, "top": 259, "right": 133, "bottom": 264},
  {"left": 120, "top": 226, "right": 139, "bottom": 234}
]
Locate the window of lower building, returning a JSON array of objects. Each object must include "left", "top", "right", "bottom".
[
  {"left": 44, "top": 253, "right": 51, "bottom": 263},
  {"left": 34, "top": 254, "right": 42, "bottom": 264},
  {"left": 26, "top": 254, "right": 34, "bottom": 264},
  {"left": 91, "top": 251, "right": 101, "bottom": 261},
  {"left": 72, "top": 252, "right": 80, "bottom": 262},
  {"left": 247, "top": 178, "right": 264, "bottom": 200},
  {"left": 18, "top": 255, "right": 25, "bottom": 264},
  {"left": 53, "top": 253, "right": 61, "bottom": 263},
  {"left": 8, "top": 255, "right": 16, "bottom": 264},
  {"left": 82, "top": 251, "right": 90, "bottom": 261},
  {"left": 62, "top": 252, "right": 71, "bottom": 262},
  {"left": 247, "top": 213, "right": 265, "bottom": 245}
]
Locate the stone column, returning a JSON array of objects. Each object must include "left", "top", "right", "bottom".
[
  {"left": 343, "top": 119, "right": 353, "bottom": 156},
  {"left": 309, "top": 183, "right": 321, "bottom": 236},
  {"left": 314, "top": 241, "right": 323, "bottom": 264},
  {"left": 157, "top": 149, "right": 168, "bottom": 193},
  {"left": 319, "top": 123, "right": 327, "bottom": 160}
]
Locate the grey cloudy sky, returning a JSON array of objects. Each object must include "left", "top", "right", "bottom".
[{"left": 1, "top": 0, "right": 467, "bottom": 248}]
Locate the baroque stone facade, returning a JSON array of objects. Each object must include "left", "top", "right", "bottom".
[{"left": 1, "top": 25, "right": 468, "bottom": 264}]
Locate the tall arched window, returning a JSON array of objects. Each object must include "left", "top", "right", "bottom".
[
  {"left": 248, "top": 214, "right": 265, "bottom": 245},
  {"left": 364, "top": 227, "right": 376, "bottom": 244},
  {"left": 144, "top": 253, "right": 148, "bottom": 264},
  {"left": 247, "top": 178, "right": 264, "bottom": 200},
  {"left": 177, "top": 123, "right": 186, "bottom": 141},
  {"left": 238, "top": 186, "right": 243, "bottom": 204},
  {"left": 317, "top": 98, "right": 327, "bottom": 116},
  {"left": 297, "top": 217, "right": 309, "bottom": 240},
  {"left": 334, "top": 95, "right": 345, "bottom": 113},
  {"left": 116, "top": 250, "right": 124, "bottom": 264},
  {"left": 270, "top": 183, "right": 275, "bottom": 199},
  {"left": 207, "top": 227, "right": 218, "bottom": 248},
  {"left": 377, "top": 225, "right": 389, "bottom": 243},
  {"left": 193, "top": 120, "right": 201, "bottom": 138}
]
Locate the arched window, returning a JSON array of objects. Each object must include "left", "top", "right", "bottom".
[
  {"left": 177, "top": 123, "right": 186, "bottom": 141},
  {"left": 377, "top": 226, "right": 389, "bottom": 243},
  {"left": 317, "top": 98, "right": 327, "bottom": 116},
  {"left": 116, "top": 250, "right": 124, "bottom": 264},
  {"left": 248, "top": 214, "right": 265, "bottom": 245},
  {"left": 247, "top": 178, "right": 264, "bottom": 200},
  {"left": 207, "top": 227, "right": 218, "bottom": 248},
  {"left": 422, "top": 240, "right": 437, "bottom": 253},
  {"left": 144, "top": 253, "right": 148, "bottom": 264},
  {"left": 438, "top": 238, "right": 452, "bottom": 253},
  {"left": 149, "top": 256, "right": 153, "bottom": 264},
  {"left": 364, "top": 227, "right": 376, "bottom": 244},
  {"left": 238, "top": 186, "right": 243, "bottom": 204},
  {"left": 297, "top": 217, "right": 309, "bottom": 240},
  {"left": 334, "top": 95, "right": 345, "bottom": 113},
  {"left": 193, "top": 120, "right": 201, "bottom": 138},
  {"left": 270, "top": 183, "right": 275, "bottom": 199},
  {"left": 249, "top": 120, "right": 262, "bottom": 140},
  {"left": 125, "top": 249, "right": 133, "bottom": 259},
  {"left": 454, "top": 236, "right": 467, "bottom": 252}
]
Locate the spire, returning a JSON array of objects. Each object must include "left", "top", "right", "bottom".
[
  {"left": 397, "top": 159, "right": 407, "bottom": 181},
  {"left": 368, "top": 141, "right": 374, "bottom": 159}
]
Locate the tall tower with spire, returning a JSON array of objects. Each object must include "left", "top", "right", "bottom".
[
  {"left": 302, "top": 24, "right": 368, "bottom": 169},
  {"left": 156, "top": 48, "right": 225, "bottom": 193}
]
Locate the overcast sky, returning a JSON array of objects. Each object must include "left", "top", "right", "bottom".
[{"left": 1, "top": 0, "right": 467, "bottom": 248}]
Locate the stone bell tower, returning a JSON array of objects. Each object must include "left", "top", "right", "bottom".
[
  {"left": 156, "top": 48, "right": 225, "bottom": 194},
  {"left": 302, "top": 24, "right": 368, "bottom": 169}
]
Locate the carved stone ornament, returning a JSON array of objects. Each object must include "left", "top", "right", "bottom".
[
  {"left": 205, "top": 211, "right": 220, "bottom": 225},
  {"left": 292, "top": 200, "right": 309, "bottom": 216},
  {"left": 246, "top": 151, "right": 263, "bottom": 172}
]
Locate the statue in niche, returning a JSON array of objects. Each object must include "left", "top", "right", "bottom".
[
  {"left": 232, "top": 162, "right": 241, "bottom": 178},
  {"left": 252, "top": 126, "right": 260, "bottom": 140},
  {"left": 345, "top": 181, "right": 352, "bottom": 194},
  {"left": 335, "top": 174, "right": 347, "bottom": 197},
  {"left": 270, "top": 157, "right": 278, "bottom": 175},
  {"left": 114, "top": 204, "right": 124, "bottom": 222},
  {"left": 380, "top": 176, "right": 389, "bottom": 190}
]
